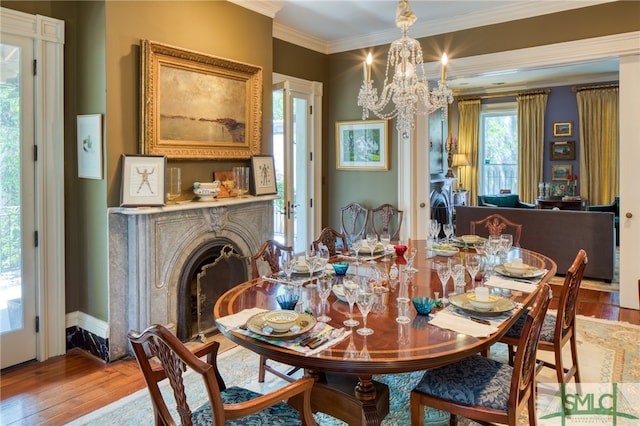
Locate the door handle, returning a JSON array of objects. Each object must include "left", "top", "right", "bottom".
[
  {"left": 626, "top": 212, "right": 633, "bottom": 219},
  {"left": 419, "top": 202, "right": 426, "bottom": 208}
]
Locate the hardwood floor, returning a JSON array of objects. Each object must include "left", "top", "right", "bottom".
[{"left": 1, "top": 285, "right": 638, "bottom": 426}]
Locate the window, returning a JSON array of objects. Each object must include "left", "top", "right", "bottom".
[{"left": 478, "top": 102, "right": 518, "bottom": 195}]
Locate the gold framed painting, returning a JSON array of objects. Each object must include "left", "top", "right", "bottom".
[
  {"left": 140, "top": 40, "right": 263, "bottom": 160},
  {"left": 335, "top": 120, "right": 389, "bottom": 170},
  {"left": 552, "top": 122, "right": 573, "bottom": 137}
]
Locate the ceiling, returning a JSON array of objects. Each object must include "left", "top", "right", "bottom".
[{"left": 231, "top": 0, "right": 619, "bottom": 93}]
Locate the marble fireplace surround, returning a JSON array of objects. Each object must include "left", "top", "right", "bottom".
[{"left": 108, "top": 195, "right": 275, "bottom": 361}]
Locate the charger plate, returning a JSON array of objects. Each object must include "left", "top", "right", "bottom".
[
  {"left": 494, "top": 264, "right": 545, "bottom": 279},
  {"left": 246, "top": 311, "right": 316, "bottom": 339},
  {"left": 449, "top": 293, "right": 516, "bottom": 317}
]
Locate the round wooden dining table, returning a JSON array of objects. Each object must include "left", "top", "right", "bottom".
[{"left": 214, "top": 241, "right": 556, "bottom": 426}]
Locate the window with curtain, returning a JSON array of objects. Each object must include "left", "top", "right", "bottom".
[{"left": 478, "top": 102, "right": 518, "bottom": 195}]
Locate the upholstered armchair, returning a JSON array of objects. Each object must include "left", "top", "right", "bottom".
[
  {"left": 588, "top": 196, "right": 619, "bottom": 245},
  {"left": 477, "top": 194, "right": 535, "bottom": 209}
]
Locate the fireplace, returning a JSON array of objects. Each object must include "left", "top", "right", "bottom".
[{"left": 108, "top": 196, "right": 275, "bottom": 361}]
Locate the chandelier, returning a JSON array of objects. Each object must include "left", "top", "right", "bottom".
[{"left": 357, "top": 0, "right": 453, "bottom": 135}]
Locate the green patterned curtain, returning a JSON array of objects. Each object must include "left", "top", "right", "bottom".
[
  {"left": 517, "top": 92, "right": 548, "bottom": 204},
  {"left": 576, "top": 86, "right": 619, "bottom": 205},
  {"left": 457, "top": 99, "right": 481, "bottom": 205}
]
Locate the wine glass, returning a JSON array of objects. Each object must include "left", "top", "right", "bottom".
[
  {"left": 486, "top": 235, "right": 502, "bottom": 274},
  {"left": 305, "top": 247, "right": 319, "bottom": 280},
  {"left": 356, "top": 289, "right": 375, "bottom": 335},
  {"left": 317, "top": 245, "right": 330, "bottom": 273},
  {"left": 429, "top": 220, "right": 441, "bottom": 245},
  {"left": 316, "top": 277, "right": 332, "bottom": 322},
  {"left": 342, "top": 279, "right": 360, "bottom": 327},
  {"left": 280, "top": 251, "right": 296, "bottom": 281},
  {"left": 465, "top": 254, "right": 481, "bottom": 287},
  {"left": 499, "top": 234, "right": 513, "bottom": 261},
  {"left": 451, "top": 263, "right": 466, "bottom": 294},
  {"left": 443, "top": 223, "right": 454, "bottom": 244},
  {"left": 380, "top": 232, "right": 391, "bottom": 261},
  {"left": 351, "top": 238, "right": 362, "bottom": 266},
  {"left": 434, "top": 260, "right": 452, "bottom": 303},
  {"left": 405, "top": 247, "right": 418, "bottom": 272},
  {"left": 366, "top": 233, "right": 379, "bottom": 264}
]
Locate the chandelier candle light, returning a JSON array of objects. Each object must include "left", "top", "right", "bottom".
[{"left": 358, "top": 0, "right": 453, "bottom": 136}]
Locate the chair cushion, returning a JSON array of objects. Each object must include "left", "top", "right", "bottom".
[
  {"left": 191, "top": 386, "right": 303, "bottom": 425},
  {"left": 481, "top": 194, "right": 520, "bottom": 208},
  {"left": 505, "top": 311, "right": 556, "bottom": 342},
  {"left": 413, "top": 354, "right": 512, "bottom": 411}
]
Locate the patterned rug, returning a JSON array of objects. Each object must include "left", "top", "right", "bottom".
[{"left": 67, "top": 315, "right": 639, "bottom": 426}]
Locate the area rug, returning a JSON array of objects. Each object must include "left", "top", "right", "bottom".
[{"left": 67, "top": 316, "right": 639, "bottom": 426}]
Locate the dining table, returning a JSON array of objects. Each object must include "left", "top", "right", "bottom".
[{"left": 213, "top": 239, "right": 556, "bottom": 426}]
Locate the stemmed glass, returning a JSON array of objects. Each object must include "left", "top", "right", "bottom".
[
  {"left": 366, "top": 233, "right": 379, "bottom": 264},
  {"left": 305, "top": 247, "right": 319, "bottom": 280},
  {"left": 316, "top": 277, "right": 332, "bottom": 322},
  {"left": 317, "top": 245, "right": 330, "bottom": 273},
  {"left": 465, "top": 254, "right": 481, "bottom": 287},
  {"left": 451, "top": 263, "right": 466, "bottom": 294},
  {"left": 435, "top": 260, "right": 452, "bottom": 303},
  {"left": 380, "top": 232, "right": 391, "bottom": 262},
  {"left": 342, "top": 279, "right": 360, "bottom": 327},
  {"left": 280, "top": 251, "right": 296, "bottom": 282},
  {"left": 404, "top": 247, "right": 418, "bottom": 273},
  {"left": 486, "top": 235, "right": 502, "bottom": 276},
  {"left": 499, "top": 234, "right": 513, "bottom": 262},
  {"left": 356, "top": 288, "right": 375, "bottom": 335},
  {"left": 429, "top": 220, "right": 441, "bottom": 244},
  {"left": 443, "top": 223, "right": 454, "bottom": 244},
  {"left": 351, "top": 238, "right": 362, "bottom": 266}
]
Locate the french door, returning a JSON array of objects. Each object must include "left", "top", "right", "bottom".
[
  {"left": 272, "top": 75, "right": 322, "bottom": 255},
  {"left": 0, "top": 34, "right": 38, "bottom": 368}
]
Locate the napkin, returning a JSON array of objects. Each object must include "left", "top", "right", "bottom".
[
  {"left": 484, "top": 275, "right": 542, "bottom": 293},
  {"left": 429, "top": 310, "right": 499, "bottom": 337},
  {"left": 215, "top": 307, "right": 268, "bottom": 329}
]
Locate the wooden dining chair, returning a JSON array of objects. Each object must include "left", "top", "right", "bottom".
[
  {"left": 410, "top": 284, "right": 551, "bottom": 426},
  {"left": 370, "top": 203, "right": 404, "bottom": 241},
  {"left": 250, "top": 239, "right": 293, "bottom": 279},
  {"left": 312, "top": 227, "right": 348, "bottom": 256},
  {"left": 469, "top": 213, "right": 522, "bottom": 246},
  {"left": 501, "top": 249, "right": 588, "bottom": 386},
  {"left": 127, "top": 324, "right": 316, "bottom": 426},
  {"left": 340, "top": 202, "right": 369, "bottom": 241}
]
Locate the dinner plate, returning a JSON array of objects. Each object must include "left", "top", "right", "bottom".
[
  {"left": 246, "top": 311, "right": 316, "bottom": 339},
  {"left": 431, "top": 245, "right": 459, "bottom": 257},
  {"left": 449, "top": 293, "right": 517, "bottom": 316},
  {"left": 494, "top": 264, "right": 546, "bottom": 279},
  {"left": 452, "top": 235, "right": 486, "bottom": 246},
  {"left": 292, "top": 263, "right": 323, "bottom": 276}
]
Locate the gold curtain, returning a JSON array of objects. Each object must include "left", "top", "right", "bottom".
[
  {"left": 517, "top": 92, "right": 548, "bottom": 204},
  {"left": 576, "top": 87, "right": 619, "bottom": 205},
  {"left": 457, "top": 99, "right": 481, "bottom": 205}
]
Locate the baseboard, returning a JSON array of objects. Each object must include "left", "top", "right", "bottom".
[{"left": 65, "top": 311, "right": 110, "bottom": 362}]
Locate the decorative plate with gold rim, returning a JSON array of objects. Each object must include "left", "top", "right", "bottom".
[
  {"left": 246, "top": 311, "right": 316, "bottom": 339},
  {"left": 494, "top": 264, "right": 545, "bottom": 279},
  {"left": 449, "top": 293, "right": 517, "bottom": 316}
]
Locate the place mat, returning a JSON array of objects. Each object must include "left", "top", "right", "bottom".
[
  {"left": 484, "top": 275, "right": 542, "bottom": 293},
  {"left": 234, "top": 322, "right": 351, "bottom": 356},
  {"left": 428, "top": 310, "right": 499, "bottom": 337},
  {"left": 215, "top": 307, "right": 268, "bottom": 329}
]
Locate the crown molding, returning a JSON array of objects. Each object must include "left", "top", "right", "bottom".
[
  {"left": 273, "top": 22, "right": 329, "bottom": 54},
  {"left": 226, "top": 0, "right": 283, "bottom": 19}
]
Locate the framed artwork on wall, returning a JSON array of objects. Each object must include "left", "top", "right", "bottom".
[
  {"left": 120, "top": 154, "right": 166, "bottom": 206},
  {"left": 550, "top": 140, "right": 575, "bottom": 160},
  {"left": 553, "top": 122, "right": 573, "bottom": 137},
  {"left": 551, "top": 163, "right": 572, "bottom": 181},
  {"left": 250, "top": 155, "right": 277, "bottom": 195},
  {"left": 335, "top": 120, "right": 389, "bottom": 170},
  {"left": 76, "top": 114, "right": 103, "bottom": 179},
  {"left": 139, "top": 40, "right": 263, "bottom": 160}
]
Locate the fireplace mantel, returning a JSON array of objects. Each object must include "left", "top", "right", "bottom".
[{"left": 108, "top": 195, "right": 276, "bottom": 360}]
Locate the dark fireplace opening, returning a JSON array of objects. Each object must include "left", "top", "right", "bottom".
[{"left": 177, "top": 238, "right": 247, "bottom": 341}]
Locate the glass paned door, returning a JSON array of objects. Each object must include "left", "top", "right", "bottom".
[
  {"left": 273, "top": 82, "right": 313, "bottom": 255},
  {"left": 0, "top": 36, "right": 37, "bottom": 368}
]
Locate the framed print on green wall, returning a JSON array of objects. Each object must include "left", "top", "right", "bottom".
[{"left": 336, "top": 120, "right": 389, "bottom": 171}]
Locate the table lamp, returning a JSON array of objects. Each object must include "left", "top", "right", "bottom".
[{"left": 452, "top": 153, "right": 470, "bottom": 191}]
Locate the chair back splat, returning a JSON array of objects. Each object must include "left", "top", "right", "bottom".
[
  {"left": 470, "top": 213, "right": 522, "bottom": 246},
  {"left": 370, "top": 203, "right": 404, "bottom": 241},
  {"left": 312, "top": 227, "right": 348, "bottom": 256},
  {"left": 250, "top": 239, "right": 293, "bottom": 279},
  {"left": 128, "top": 324, "right": 316, "bottom": 426},
  {"left": 340, "top": 202, "right": 369, "bottom": 241}
]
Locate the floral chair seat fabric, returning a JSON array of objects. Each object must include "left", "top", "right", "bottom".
[
  {"left": 413, "top": 354, "right": 513, "bottom": 411},
  {"left": 192, "top": 386, "right": 303, "bottom": 425}
]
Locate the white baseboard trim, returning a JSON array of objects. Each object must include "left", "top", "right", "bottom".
[{"left": 66, "top": 311, "right": 109, "bottom": 339}]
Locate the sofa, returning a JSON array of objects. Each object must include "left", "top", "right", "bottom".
[
  {"left": 588, "top": 196, "right": 619, "bottom": 246},
  {"left": 455, "top": 206, "right": 615, "bottom": 281},
  {"left": 477, "top": 194, "right": 535, "bottom": 209}
]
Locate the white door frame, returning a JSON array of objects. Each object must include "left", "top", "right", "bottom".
[
  {"left": 1, "top": 8, "right": 66, "bottom": 361},
  {"left": 401, "top": 32, "right": 640, "bottom": 308}
]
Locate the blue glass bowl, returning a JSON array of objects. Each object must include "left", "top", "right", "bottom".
[
  {"left": 276, "top": 293, "right": 299, "bottom": 310},
  {"left": 412, "top": 297, "right": 436, "bottom": 315},
  {"left": 332, "top": 262, "right": 350, "bottom": 276}
]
